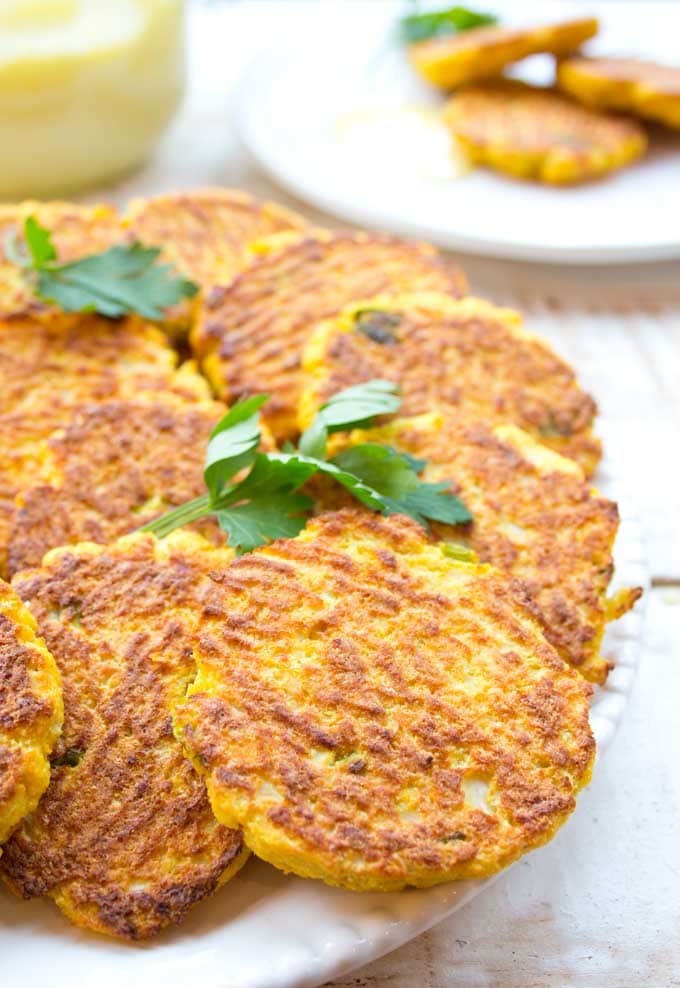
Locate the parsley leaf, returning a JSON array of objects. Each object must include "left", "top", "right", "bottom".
[
  {"left": 394, "top": 481, "right": 473, "bottom": 527},
  {"left": 24, "top": 215, "right": 57, "bottom": 265},
  {"left": 217, "top": 493, "right": 312, "bottom": 555},
  {"left": 11, "top": 217, "right": 198, "bottom": 320},
  {"left": 204, "top": 395, "right": 269, "bottom": 500},
  {"left": 316, "top": 380, "right": 401, "bottom": 433},
  {"left": 331, "top": 444, "right": 420, "bottom": 500},
  {"left": 209, "top": 454, "right": 316, "bottom": 555},
  {"left": 141, "top": 383, "right": 472, "bottom": 554},
  {"left": 401, "top": 5, "right": 497, "bottom": 44},
  {"left": 332, "top": 445, "right": 471, "bottom": 529},
  {"left": 298, "top": 379, "right": 401, "bottom": 463}
]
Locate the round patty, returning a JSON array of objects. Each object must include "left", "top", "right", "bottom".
[
  {"left": 409, "top": 17, "right": 599, "bottom": 89},
  {"left": 300, "top": 293, "right": 601, "bottom": 475},
  {"left": 444, "top": 82, "right": 647, "bottom": 184},
  {"left": 0, "top": 201, "right": 123, "bottom": 323},
  {"left": 175, "top": 510, "right": 595, "bottom": 892},
  {"left": 0, "top": 580, "right": 62, "bottom": 850},
  {"left": 558, "top": 56, "right": 680, "bottom": 129},
  {"left": 0, "top": 316, "right": 209, "bottom": 577},
  {"left": 321, "top": 413, "right": 640, "bottom": 682},
  {"left": 191, "top": 231, "right": 467, "bottom": 440},
  {"left": 7, "top": 395, "right": 228, "bottom": 576},
  {"left": 0, "top": 532, "right": 247, "bottom": 940},
  {"left": 123, "top": 188, "right": 307, "bottom": 335}
]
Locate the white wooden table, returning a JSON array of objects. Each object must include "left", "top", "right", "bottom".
[{"left": 92, "top": 3, "right": 680, "bottom": 984}]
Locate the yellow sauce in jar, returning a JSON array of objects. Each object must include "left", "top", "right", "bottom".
[{"left": 0, "top": 0, "right": 185, "bottom": 199}]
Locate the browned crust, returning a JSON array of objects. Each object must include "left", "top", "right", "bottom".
[
  {"left": 192, "top": 232, "right": 467, "bottom": 439},
  {"left": 0, "top": 202, "right": 123, "bottom": 323},
  {"left": 409, "top": 18, "right": 599, "bottom": 89},
  {"left": 445, "top": 82, "right": 647, "bottom": 156},
  {"left": 177, "top": 511, "right": 594, "bottom": 890},
  {"left": 7, "top": 397, "right": 227, "bottom": 576},
  {"left": 124, "top": 187, "right": 307, "bottom": 291},
  {"left": 1, "top": 533, "right": 245, "bottom": 940},
  {"left": 319, "top": 415, "right": 622, "bottom": 681},
  {"left": 560, "top": 57, "right": 680, "bottom": 95},
  {"left": 303, "top": 296, "right": 600, "bottom": 475},
  {"left": 0, "top": 316, "right": 208, "bottom": 577},
  {"left": 0, "top": 580, "right": 62, "bottom": 845}
]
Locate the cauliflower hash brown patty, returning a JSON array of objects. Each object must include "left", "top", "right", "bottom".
[
  {"left": 0, "top": 533, "right": 248, "bottom": 940},
  {"left": 7, "top": 395, "right": 229, "bottom": 576},
  {"left": 557, "top": 56, "right": 680, "bottom": 129},
  {"left": 0, "top": 315, "right": 209, "bottom": 577},
  {"left": 0, "top": 201, "right": 123, "bottom": 322},
  {"left": 409, "top": 17, "right": 599, "bottom": 90},
  {"left": 124, "top": 187, "right": 306, "bottom": 293},
  {"left": 191, "top": 231, "right": 467, "bottom": 440},
  {"left": 174, "top": 511, "right": 595, "bottom": 892},
  {"left": 443, "top": 82, "right": 647, "bottom": 185},
  {"left": 0, "top": 581, "right": 62, "bottom": 851},
  {"left": 320, "top": 414, "right": 640, "bottom": 683},
  {"left": 300, "top": 293, "right": 601, "bottom": 475},
  {"left": 0, "top": 191, "right": 306, "bottom": 333}
]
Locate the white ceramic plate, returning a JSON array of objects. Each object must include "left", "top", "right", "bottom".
[
  {"left": 0, "top": 470, "right": 649, "bottom": 988},
  {"left": 235, "top": 0, "right": 680, "bottom": 263}
]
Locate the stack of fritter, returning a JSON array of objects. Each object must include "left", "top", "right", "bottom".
[{"left": 0, "top": 189, "right": 640, "bottom": 940}]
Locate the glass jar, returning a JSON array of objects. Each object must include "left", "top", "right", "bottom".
[{"left": 0, "top": 0, "right": 186, "bottom": 199}]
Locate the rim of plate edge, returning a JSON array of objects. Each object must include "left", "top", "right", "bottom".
[{"left": 233, "top": 53, "right": 680, "bottom": 265}]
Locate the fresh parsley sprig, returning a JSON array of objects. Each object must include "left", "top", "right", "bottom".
[
  {"left": 141, "top": 380, "right": 472, "bottom": 554},
  {"left": 5, "top": 216, "right": 198, "bottom": 320},
  {"left": 400, "top": 5, "right": 497, "bottom": 44}
]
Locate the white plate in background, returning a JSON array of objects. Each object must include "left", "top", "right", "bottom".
[{"left": 235, "top": 1, "right": 680, "bottom": 263}]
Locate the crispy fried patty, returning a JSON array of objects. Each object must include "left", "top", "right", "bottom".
[
  {"left": 191, "top": 232, "right": 467, "bottom": 440},
  {"left": 558, "top": 56, "right": 680, "bottom": 129},
  {"left": 7, "top": 396, "right": 228, "bottom": 576},
  {"left": 0, "top": 316, "right": 210, "bottom": 577},
  {"left": 300, "top": 293, "right": 601, "bottom": 475},
  {"left": 409, "top": 17, "right": 599, "bottom": 89},
  {"left": 123, "top": 189, "right": 307, "bottom": 333},
  {"left": 125, "top": 187, "right": 306, "bottom": 290},
  {"left": 323, "top": 413, "right": 639, "bottom": 682},
  {"left": 0, "top": 533, "right": 247, "bottom": 940},
  {"left": 0, "top": 202, "right": 123, "bottom": 322},
  {"left": 175, "top": 510, "right": 595, "bottom": 891},
  {"left": 0, "top": 581, "right": 62, "bottom": 851},
  {"left": 444, "top": 82, "right": 647, "bottom": 184}
]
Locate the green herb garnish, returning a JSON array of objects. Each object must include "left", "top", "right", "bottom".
[
  {"left": 354, "top": 309, "right": 402, "bottom": 345},
  {"left": 142, "top": 380, "right": 472, "bottom": 554},
  {"left": 51, "top": 747, "right": 85, "bottom": 768},
  {"left": 400, "top": 5, "right": 497, "bottom": 44},
  {"left": 6, "top": 216, "right": 198, "bottom": 320}
]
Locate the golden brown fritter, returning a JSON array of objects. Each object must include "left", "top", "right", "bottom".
[
  {"left": 321, "top": 414, "right": 640, "bottom": 683},
  {"left": 443, "top": 82, "right": 648, "bottom": 184},
  {"left": 7, "top": 396, "right": 229, "bottom": 576},
  {"left": 123, "top": 188, "right": 307, "bottom": 333},
  {"left": 0, "top": 201, "right": 123, "bottom": 322},
  {"left": 300, "top": 293, "right": 601, "bottom": 475},
  {"left": 0, "top": 316, "right": 210, "bottom": 577},
  {"left": 558, "top": 56, "right": 680, "bottom": 129},
  {"left": 0, "top": 581, "right": 62, "bottom": 851},
  {"left": 1, "top": 532, "right": 247, "bottom": 940},
  {"left": 191, "top": 231, "right": 467, "bottom": 440},
  {"left": 175, "top": 510, "right": 595, "bottom": 891},
  {"left": 409, "top": 17, "right": 599, "bottom": 89}
]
